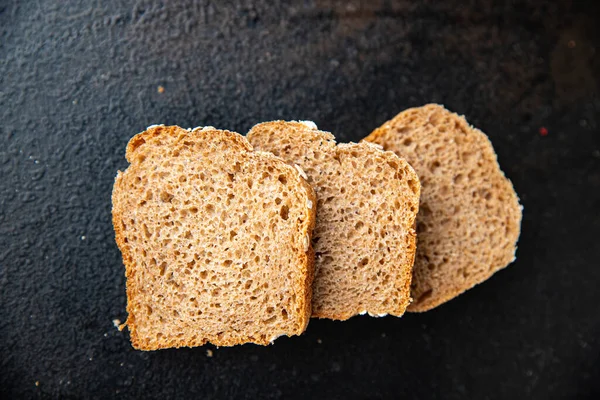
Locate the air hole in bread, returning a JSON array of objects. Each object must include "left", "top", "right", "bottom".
[
  {"left": 420, "top": 203, "right": 432, "bottom": 217},
  {"left": 280, "top": 205, "right": 289, "bottom": 220},
  {"left": 416, "top": 289, "right": 433, "bottom": 304},
  {"left": 159, "top": 262, "right": 167, "bottom": 276},
  {"left": 407, "top": 179, "right": 418, "bottom": 195},
  {"left": 462, "top": 152, "right": 474, "bottom": 163},
  {"left": 160, "top": 191, "right": 174, "bottom": 203},
  {"left": 481, "top": 189, "right": 492, "bottom": 201}
]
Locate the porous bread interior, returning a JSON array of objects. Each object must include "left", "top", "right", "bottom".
[
  {"left": 248, "top": 122, "right": 420, "bottom": 320},
  {"left": 365, "top": 104, "right": 522, "bottom": 312},
  {"left": 112, "top": 126, "right": 316, "bottom": 349}
]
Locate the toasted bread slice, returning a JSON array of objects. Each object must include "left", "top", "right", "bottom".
[
  {"left": 248, "top": 121, "right": 420, "bottom": 320},
  {"left": 112, "top": 125, "right": 316, "bottom": 349},
  {"left": 365, "top": 105, "right": 523, "bottom": 312}
]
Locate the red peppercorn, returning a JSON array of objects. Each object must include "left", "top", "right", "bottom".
[{"left": 539, "top": 127, "right": 548, "bottom": 136}]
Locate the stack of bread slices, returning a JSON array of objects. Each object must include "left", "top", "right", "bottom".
[{"left": 112, "top": 105, "right": 522, "bottom": 350}]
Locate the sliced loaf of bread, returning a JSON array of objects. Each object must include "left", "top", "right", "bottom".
[
  {"left": 364, "top": 104, "right": 522, "bottom": 312},
  {"left": 247, "top": 121, "right": 420, "bottom": 320},
  {"left": 112, "top": 125, "right": 316, "bottom": 349}
]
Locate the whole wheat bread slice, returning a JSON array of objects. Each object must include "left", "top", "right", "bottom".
[
  {"left": 112, "top": 125, "right": 316, "bottom": 349},
  {"left": 364, "top": 104, "right": 523, "bottom": 312},
  {"left": 247, "top": 121, "right": 420, "bottom": 320}
]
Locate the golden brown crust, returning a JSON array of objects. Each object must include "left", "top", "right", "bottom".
[
  {"left": 365, "top": 104, "right": 522, "bottom": 312},
  {"left": 112, "top": 125, "right": 316, "bottom": 349},
  {"left": 125, "top": 125, "right": 253, "bottom": 163},
  {"left": 297, "top": 176, "right": 318, "bottom": 329}
]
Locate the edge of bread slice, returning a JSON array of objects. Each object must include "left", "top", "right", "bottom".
[
  {"left": 248, "top": 121, "right": 420, "bottom": 320},
  {"left": 364, "top": 105, "right": 523, "bottom": 312},
  {"left": 112, "top": 125, "right": 316, "bottom": 349}
]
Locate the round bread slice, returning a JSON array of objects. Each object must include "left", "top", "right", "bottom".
[
  {"left": 364, "top": 104, "right": 523, "bottom": 312},
  {"left": 112, "top": 125, "right": 316, "bottom": 349},
  {"left": 248, "top": 121, "right": 420, "bottom": 320}
]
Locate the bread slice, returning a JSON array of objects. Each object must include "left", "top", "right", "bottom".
[
  {"left": 364, "top": 104, "right": 523, "bottom": 312},
  {"left": 247, "top": 121, "right": 420, "bottom": 320},
  {"left": 112, "top": 125, "right": 316, "bottom": 349}
]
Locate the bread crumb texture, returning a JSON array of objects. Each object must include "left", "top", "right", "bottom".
[
  {"left": 248, "top": 121, "right": 420, "bottom": 320},
  {"left": 112, "top": 126, "right": 316, "bottom": 349},
  {"left": 365, "top": 104, "right": 522, "bottom": 312}
]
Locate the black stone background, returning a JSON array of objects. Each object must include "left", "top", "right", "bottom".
[{"left": 1, "top": 0, "right": 599, "bottom": 398}]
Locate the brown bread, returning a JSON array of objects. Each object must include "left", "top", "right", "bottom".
[
  {"left": 364, "top": 105, "right": 523, "bottom": 312},
  {"left": 112, "top": 125, "right": 316, "bottom": 349},
  {"left": 248, "top": 121, "right": 420, "bottom": 320}
]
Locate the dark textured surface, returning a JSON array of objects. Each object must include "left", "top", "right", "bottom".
[{"left": 1, "top": 0, "right": 599, "bottom": 398}]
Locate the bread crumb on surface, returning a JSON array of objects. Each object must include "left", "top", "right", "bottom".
[
  {"left": 206, "top": 349, "right": 213, "bottom": 357},
  {"left": 112, "top": 319, "right": 121, "bottom": 329},
  {"left": 157, "top": 85, "right": 165, "bottom": 93},
  {"left": 35, "top": 381, "right": 39, "bottom": 387}
]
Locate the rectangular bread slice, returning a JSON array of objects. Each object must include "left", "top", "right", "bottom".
[
  {"left": 248, "top": 121, "right": 420, "bottom": 320},
  {"left": 112, "top": 125, "right": 316, "bottom": 349},
  {"left": 364, "top": 105, "right": 522, "bottom": 312}
]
